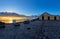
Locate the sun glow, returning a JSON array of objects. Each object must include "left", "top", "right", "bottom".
[
  {"left": 0, "top": 16, "right": 27, "bottom": 23},
  {"left": 9, "top": 18, "right": 13, "bottom": 23}
]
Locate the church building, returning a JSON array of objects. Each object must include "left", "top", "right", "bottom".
[{"left": 39, "top": 12, "right": 60, "bottom": 20}]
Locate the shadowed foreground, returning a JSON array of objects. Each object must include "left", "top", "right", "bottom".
[{"left": 0, "top": 20, "right": 60, "bottom": 39}]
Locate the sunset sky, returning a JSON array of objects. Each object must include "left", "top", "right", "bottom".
[{"left": 0, "top": 0, "right": 60, "bottom": 15}]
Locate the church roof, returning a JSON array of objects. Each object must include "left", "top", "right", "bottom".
[
  {"left": 40, "top": 12, "right": 60, "bottom": 17},
  {"left": 40, "top": 12, "right": 51, "bottom": 16}
]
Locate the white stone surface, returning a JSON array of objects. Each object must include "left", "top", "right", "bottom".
[{"left": 0, "top": 20, "right": 60, "bottom": 39}]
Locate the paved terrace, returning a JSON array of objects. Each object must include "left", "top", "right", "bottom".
[{"left": 0, "top": 20, "right": 60, "bottom": 39}]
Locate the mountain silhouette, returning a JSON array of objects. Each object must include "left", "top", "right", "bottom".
[{"left": 0, "top": 12, "right": 26, "bottom": 16}]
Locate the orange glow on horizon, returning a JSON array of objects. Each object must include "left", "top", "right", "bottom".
[{"left": 0, "top": 16, "right": 27, "bottom": 23}]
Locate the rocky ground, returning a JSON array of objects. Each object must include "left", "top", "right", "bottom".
[{"left": 0, "top": 20, "right": 60, "bottom": 39}]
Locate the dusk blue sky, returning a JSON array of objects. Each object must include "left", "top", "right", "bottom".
[{"left": 0, "top": 0, "right": 60, "bottom": 15}]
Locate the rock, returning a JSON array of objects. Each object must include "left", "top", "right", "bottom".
[{"left": 14, "top": 23, "right": 20, "bottom": 27}]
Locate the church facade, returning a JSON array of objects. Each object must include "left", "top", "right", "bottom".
[{"left": 39, "top": 12, "right": 60, "bottom": 20}]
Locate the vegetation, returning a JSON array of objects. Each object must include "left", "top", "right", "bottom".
[
  {"left": 0, "top": 22, "right": 5, "bottom": 28},
  {"left": 23, "top": 20, "right": 30, "bottom": 24}
]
